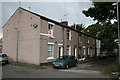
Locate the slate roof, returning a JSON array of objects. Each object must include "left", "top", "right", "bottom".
[{"left": 3, "top": 7, "right": 100, "bottom": 40}]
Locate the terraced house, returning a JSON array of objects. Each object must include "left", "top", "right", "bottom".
[
  {"left": 3, "top": 7, "right": 101, "bottom": 65},
  {"left": 0, "top": 38, "right": 2, "bottom": 53}
]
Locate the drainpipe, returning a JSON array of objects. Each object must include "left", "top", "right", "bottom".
[
  {"left": 117, "top": 0, "right": 120, "bottom": 64},
  {"left": 14, "top": 28, "right": 19, "bottom": 62},
  {"left": 62, "top": 27, "right": 64, "bottom": 55}
]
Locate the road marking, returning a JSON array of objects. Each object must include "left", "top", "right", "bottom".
[{"left": 59, "top": 69, "right": 101, "bottom": 74}]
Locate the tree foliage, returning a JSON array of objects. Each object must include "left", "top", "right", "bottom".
[
  {"left": 82, "top": 2, "right": 117, "bottom": 24},
  {"left": 85, "top": 24, "right": 118, "bottom": 54},
  {"left": 71, "top": 24, "right": 85, "bottom": 31},
  {"left": 83, "top": 2, "right": 119, "bottom": 54}
]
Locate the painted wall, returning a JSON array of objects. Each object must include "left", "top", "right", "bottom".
[
  {"left": 3, "top": 8, "right": 41, "bottom": 65},
  {"left": 3, "top": 9, "right": 20, "bottom": 61}
]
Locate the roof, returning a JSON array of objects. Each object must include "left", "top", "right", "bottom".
[
  {"left": 4, "top": 7, "right": 100, "bottom": 40},
  {"left": 20, "top": 7, "right": 99, "bottom": 40}
]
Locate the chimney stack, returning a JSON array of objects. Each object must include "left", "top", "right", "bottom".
[{"left": 60, "top": 21, "right": 68, "bottom": 26}]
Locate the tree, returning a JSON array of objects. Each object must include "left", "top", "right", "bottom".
[
  {"left": 71, "top": 24, "right": 85, "bottom": 31},
  {"left": 84, "top": 24, "right": 103, "bottom": 39},
  {"left": 82, "top": 2, "right": 119, "bottom": 55},
  {"left": 82, "top": 2, "right": 117, "bottom": 25},
  {"left": 85, "top": 24, "right": 118, "bottom": 54}
]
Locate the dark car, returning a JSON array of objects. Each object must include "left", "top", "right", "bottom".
[
  {"left": 98, "top": 52, "right": 108, "bottom": 59},
  {"left": 52, "top": 55, "right": 78, "bottom": 69},
  {"left": 0, "top": 54, "right": 9, "bottom": 65}
]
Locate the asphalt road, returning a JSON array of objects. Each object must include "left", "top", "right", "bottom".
[
  {"left": 74, "top": 57, "right": 116, "bottom": 71},
  {"left": 2, "top": 57, "right": 115, "bottom": 78},
  {"left": 2, "top": 65, "right": 105, "bottom": 78}
]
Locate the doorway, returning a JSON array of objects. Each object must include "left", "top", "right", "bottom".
[
  {"left": 58, "top": 46, "right": 63, "bottom": 58},
  {"left": 74, "top": 47, "right": 77, "bottom": 58}
]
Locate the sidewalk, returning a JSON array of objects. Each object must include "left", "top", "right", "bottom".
[{"left": 7, "top": 61, "right": 46, "bottom": 70}]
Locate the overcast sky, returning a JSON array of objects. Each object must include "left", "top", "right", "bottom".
[{"left": 1, "top": 2, "right": 97, "bottom": 38}]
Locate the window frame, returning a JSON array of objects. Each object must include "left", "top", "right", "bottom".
[
  {"left": 48, "top": 22, "right": 54, "bottom": 31},
  {"left": 47, "top": 42, "right": 54, "bottom": 60},
  {"left": 66, "top": 46, "right": 71, "bottom": 55},
  {"left": 67, "top": 30, "right": 71, "bottom": 40}
]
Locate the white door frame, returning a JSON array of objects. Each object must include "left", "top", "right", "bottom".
[
  {"left": 74, "top": 47, "right": 77, "bottom": 57},
  {"left": 58, "top": 44, "right": 63, "bottom": 58}
]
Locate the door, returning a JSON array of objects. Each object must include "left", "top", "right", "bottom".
[
  {"left": 74, "top": 47, "right": 77, "bottom": 58},
  {"left": 58, "top": 46, "right": 63, "bottom": 58}
]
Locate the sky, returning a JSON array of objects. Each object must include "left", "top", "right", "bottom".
[{"left": 1, "top": 1, "right": 97, "bottom": 38}]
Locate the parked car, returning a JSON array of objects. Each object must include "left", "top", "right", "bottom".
[
  {"left": 0, "top": 54, "right": 9, "bottom": 65},
  {"left": 98, "top": 52, "right": 108, "bottom": 59},
  {"left": 52, "top": 55, "right": 78, "bottom": 69}
]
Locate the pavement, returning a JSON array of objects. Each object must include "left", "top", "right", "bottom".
[{"left": 7, "top": 61, "right": 46, "bottom": 69}]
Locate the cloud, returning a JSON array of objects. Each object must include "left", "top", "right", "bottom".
[
  {"left": 0, "top": 35, "right": 2, "bottom": 39},
  {"left": 1, "top": 2, "right": 96, "bottom": 37}
]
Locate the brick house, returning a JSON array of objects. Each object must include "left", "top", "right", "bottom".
[
  {"left": 0, "top": 38, "right": 2, "bottom": 53},
  {"left": 2, "top": 7, "right": 100, "bottom": 65}
]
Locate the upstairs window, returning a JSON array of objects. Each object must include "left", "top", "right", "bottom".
[
  {"left": 79, "top": 36, "right": 82, "bottom": 43},
  {"left": 48, "top": 24, "right": 53, "bottom": 31},
  {"left": 48, "top": 22, "right": 54, "bottom": 38},
  {"left": 67, "top": 30, "right": 71, "bottom": 40}
]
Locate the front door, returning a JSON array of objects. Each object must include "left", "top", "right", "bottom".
[
  {"left": 74, "top": 47, "right": 77, "bottom": 57},
  {"left": 58, "top": 46, "right": 63, "bottom": 58}
]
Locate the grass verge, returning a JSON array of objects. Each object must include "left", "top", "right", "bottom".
[{"left": 104, "top": 62, "right": 120, "bottom": 75}]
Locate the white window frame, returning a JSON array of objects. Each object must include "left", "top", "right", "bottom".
[
  {"left": 48, "top": 22, "right": 54, "bottom": 39},
  {"left": 79, "top": 36, "right": 82, "bottom": 43},
  {"left": 48, "top": 22, "right": 54, "bottom": 31},
  {"left": 87, "top": 40, "right": 90, "bottom": 44},
  {"left": 47, "top": 42, "right": 54, "bottom": 60},
  {"left": 67, "top": 30, "right": 71, "bottom": 40}
]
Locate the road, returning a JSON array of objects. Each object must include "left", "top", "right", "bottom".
[{"left": 2, "top": 57, "right": 115, "bottom": 78}]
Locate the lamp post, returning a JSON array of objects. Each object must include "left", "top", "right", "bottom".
[
  {"left": 117, "top": 0, "right": 120, "bottom": 64},
  {"left": 14, "top": 28, "right": 19, "bottom": 62}
]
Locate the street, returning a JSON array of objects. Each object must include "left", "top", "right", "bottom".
[{"left": 2, "top": 58, "right": 115, "bottom": 78}]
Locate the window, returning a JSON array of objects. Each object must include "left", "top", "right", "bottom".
[
  {"left": 67, "top": 30, "right": 71, "bottom": 40},
  {"left": 48, "top": 24, "right": 53, "bottom": 31},
  {"left": 48, "top": 44, "right": 54, "bottom": 58},
  {"left": 67, "top": 46, "right": 71, "bottom": 55},
  {"left": 88, "top": 47, "right": 90, "bottom": 55},
  {"left": 79, "top": 35, "right": 82, "bottom": 43},
  {"left": 48, "top": 22, "right": 54, "bottom": 38},
  {"left": 87, "top": 40, "right": 89, "bottom": 44}
]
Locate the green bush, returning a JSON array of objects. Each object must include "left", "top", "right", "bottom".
[{"left": 105, "top": 62, "right": 120, "bottom": 75}]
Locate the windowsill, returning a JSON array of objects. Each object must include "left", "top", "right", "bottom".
[
  {"left": 48, "top": 36, "right": 55, "bottom": 39},
  {"left": 47, "top": 57, "right": 54, "bottom": 60},
  {"left": 67, "top": 39, "right": 72, "bottom": 41}
]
